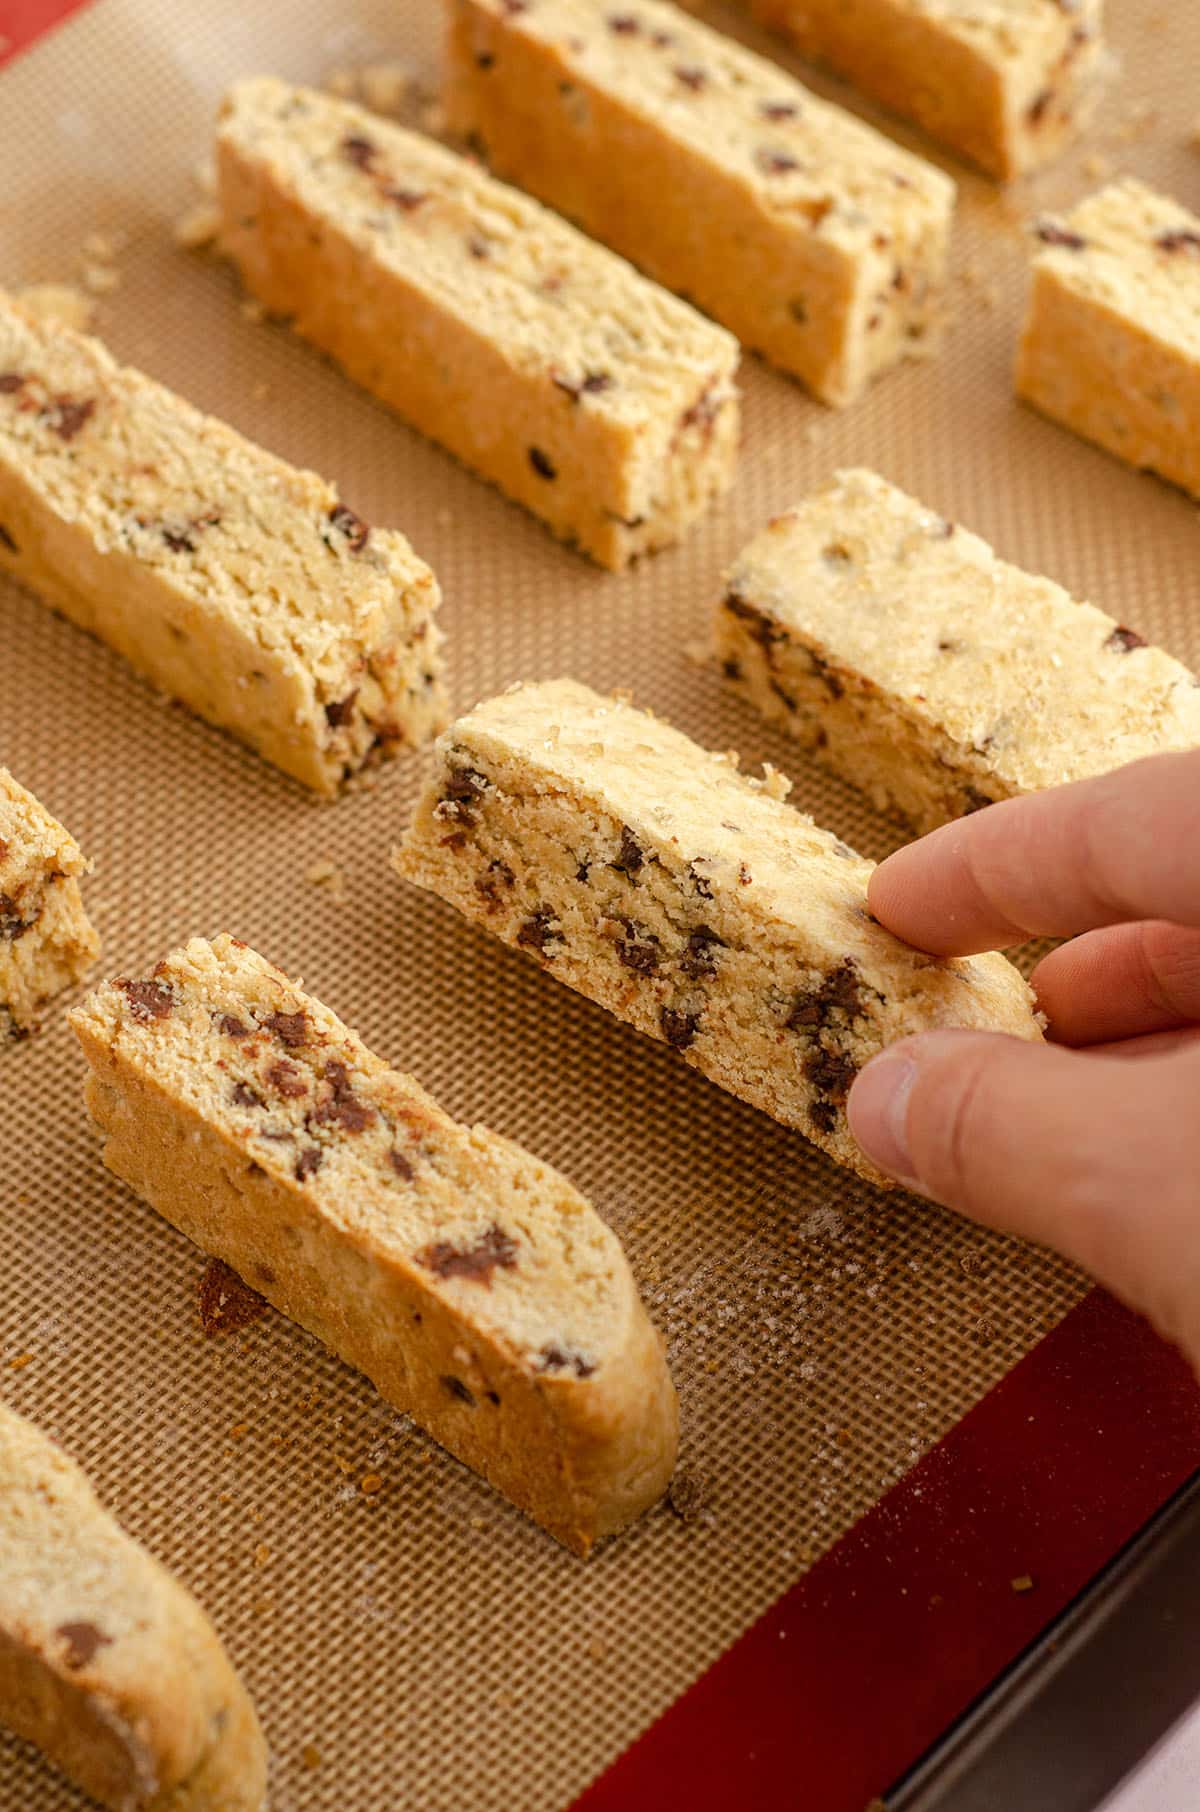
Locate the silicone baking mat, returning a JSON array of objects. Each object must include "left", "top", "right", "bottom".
[{"left": 1, "top": 2, "right": 1198, "bottom": 1807}]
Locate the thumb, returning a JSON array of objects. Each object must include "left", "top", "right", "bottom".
[{"left": 847, "top": 1031, "right": 1200, "bottom": 1367}]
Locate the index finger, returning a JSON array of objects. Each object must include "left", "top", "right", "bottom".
[{"left": 868, "top": 750, "right": 1200, "bottom": 956}]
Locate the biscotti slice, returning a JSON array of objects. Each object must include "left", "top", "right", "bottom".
[
  {"left": 0, "top": 1401, "right": 266, "bottom": 1812},
  {"left": 215, "top": 78, "right": 740, "bottom": 568},
  {"left": 1016, "top": 181, "right": 1200, "bottom": 500},
  {"left": 715, "top": 469, "right": 1200, "bottom": 836},
  {"left": 0, "top": 768, "right": 99, "bottom": 1042},
  {"left": 0, "top": 291, "right": 445, "bottom": 794},
  {"left": 444, "top": 0, "right": 954, "bottom": 408},
  {"left": 395, "top": 681, "right": 1041, "bottom": 1185},
  {"left": 70, "top": 936, "right": 677, "bottom": 1555},
  {"left": 734, "top": 0, "right": 1111, "bottom": 180}
]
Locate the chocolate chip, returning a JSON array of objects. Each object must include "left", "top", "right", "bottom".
[
  {"left": 612, "top": 825, "right": 644, "bottom": 876},
  {"left": 1027, "top": 88, "right": 1053, "bottom": 123},
  {"left": 661, "top": 1006, "right": 700, "bottom": 1050},
  {"left": 342, "top": 133, "right": 377, "bottom": 168},
  {"left": 760, "top": 99, "right": 799, "bottom": 120},
  {"left": 265, "top": 1010, "right": 308, "bottom": 1047},
  {"left": 680, "top": 926, "right": 725, "bottom": 978},
  {"left": 0, "top": 896, "right": 28, "bottom": 941},
  {"left": 161, "top": 525, "right": 197, "bottom": 553},
  {"left": 575, "top": 861, "right": 590, "bottom": 881},
  {"left": 808, "top": 1099, "right": 838, "bottom": 1134},
  {"left": 608, "top": 12, "right": 639, "bottom": 31},
  {"left": 787, "top": 960, "right": 862, "bottom": 1031},
  {"left": 290, "top": 1146, "right": 320, "bottom": 1182},
  {"left": 1156, "top": 229, "right": 1200, "bottom": 254},
  {"left": 1106, "top": 624, "right": 1147, "bottom": 653},
  {"left": 267, "top": 1060, "right": 307, "bottom": 1099},
  {"left": 56, "top": 1622, "right": 113, "bottom": 1671},
  {"left": 932, "top": 518, "right": 955, "bottom": 538},
  {"left": 529, "top": 445, "right": 557, "bottom": 479},
  {"left": 0, "top": 374, "right": 23, "bottom": 394},
  {"left": 804, "top": 1048, "right": 858, "bottom": 1100},
  {"left": 232, "top": 1081, "right": 265, "bottom": 1110},
  {"left": 722, "top": 656, "right": 743, "bottom": 680},
  {"left": 444, "top": 766, "right": 488, "bottom": 807},
  {"left": 50, "top": 396, "right": 95, "bottom": 441},
  {"left": 325, "top": 688, "right": 360, "bottom": 728},
  {"left": 616, "top": 922, "right": 659, "bottom": 974},
  {"left": 788, "top": 297, "right": 808, "bottom": 324},
  {"left": 500, "top": 0, "right": 529, "bottom": 11},
  {"left": 539, "top": 1344, "right": 595, "bottom": 1378},
  {"left": 552, "top": 369, "right": 614, "bottom": 401},
  {"left": 0, "top": 524, "right": 17, "bottom": 553},
  {"left": 687, "top": 860, "right": 714, "bottom": 901},
  {"left": 674, "top": 65, "right": 707, "bottom": 89},
  {"left": 474, "top": 858, "right": 515, "bottom": 908},
  {"left": 680, "top": 387, "right": 720, "bottom": 436},
  {"left": 756, "top": 148, "right": 800, "bottom": 175},
  {"left": 417, "top": 1223, "right": 519, "bottom": 1284},
  {"left": 389, "top": 1148, "right": 415, "bottom": 1180},
  {"left": 197, "top": 1257, "right": 268, "bottom": 1335},
  {"left": 309, "top": 1059, "right": 375, "bottom": 1133},
  {"left": 651, "top": 27, "right": 675, "bottom": 45},
  {"left": 384, "top": 186, "right": 428, "bottom": 211},
  {"left": 517, "top": 908, "right": 561, "bottom": 954},
  {"left": 441, "top": 1374, "right": 477, "bottom": 1405},
  {"left": 476, "top": 51, "right": 495, "bottom": 68},
  {"left": 326, "top": 503, "right": 370, "bottom": 553},
  {"left": 1036, "top": 222, "right": 1086, "bottom": 249},
  {"left": 117, "top": 978, "right": 174, "bottom": 1022}
]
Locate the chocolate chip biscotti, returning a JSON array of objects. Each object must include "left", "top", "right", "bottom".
[
  {"left": 215, "top": 78, "right": 740, "bottom": 568},
  {"left": 715, "top": 469, "right": 1200, "bottom": 836},
  {"left": 1, "top": 768, "right": 98, "bottom": 1043},
  {"left": 0, "top": 1401, "right": 266, "bottom": 1811},
  {"left": 734, "top": 0, "right": 1111, "bottom": 180},
  {"left": 71, "top": 935, "right": 676, "bottom": 1555},
  {"left": 396, "top": 681, "right": 1041, "bottom": 1185},
  {"left": 1016, "top": 181, "right": 1200, "bottom": 501},
  {"left": 0, "top": 290, "right": 445, "bottom": 795},
  {"left": 444, "top": 0, "right": 954, "bottom": 408}
]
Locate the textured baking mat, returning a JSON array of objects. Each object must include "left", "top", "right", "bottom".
[{"left": 1, "top": 2, "right": 1198, "bottom": 1808}]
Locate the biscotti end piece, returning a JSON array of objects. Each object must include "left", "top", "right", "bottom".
[
  {"left": 737, "top": 0, "right": 1111, "bottom": 179},
  {"left": 1016, "top": 180, "right": 1200, "bottom": 499},
  {"left": 0, "top": 291, "right": 446, "bottom": 794},
  {"left": 444, "top": 0, "right": 955, "bottom": 407},
  {"left": 70, "top": 936, "right": 676, "bottom": 1553},
  {"left": 396, "top": 681, "right": 1041, "bottom": 1185},
  {"left": 0, "top": 768, "right": 98, "bottom": 1042},
  {"left": 715, "top": 469, "right": 1200, "bottom": 835},
  {"left": 0, "top": 1402, "right": 267, "bottom": 1812},
  {"left": 215, "top": 78, "right": 740, "bottom": 567}
]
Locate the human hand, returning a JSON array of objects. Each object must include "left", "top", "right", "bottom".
[{"left": 846, "top": 750, "right": 1200, "bottom": 1370}]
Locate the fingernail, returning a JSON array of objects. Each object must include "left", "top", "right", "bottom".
[{"left": 847, "top": 1051, "right": 922, "bottom": 1188}]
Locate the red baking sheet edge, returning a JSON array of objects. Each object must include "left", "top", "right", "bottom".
[
  {"left": 0, "top": 0, "right": 95, "bottom": 67},
  {"left": 570, "top": 1289, "right": 1200, "bottom": 1812}
]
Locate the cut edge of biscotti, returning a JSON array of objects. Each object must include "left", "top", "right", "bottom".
[
  {"left": 68, "top": 934, "right": 677, "bottom": 1554},
  {"left": 0, "top": 1400, "right": 267, "bottom": 1811},
  {"left": 213, "top": 76, "right": 741, "bottom": 568},
  {"left": 394, "top": 678, "right": 1043, "bottom": 1185},
  {"left": 0, "top": 288, "right": 447, "bottom": 794},
  {"left": 713, "top": 467, "right": 1200, "bottom": 833},
  {"left": 0, "top": 767, "right": 99, "bottom": 1043}
]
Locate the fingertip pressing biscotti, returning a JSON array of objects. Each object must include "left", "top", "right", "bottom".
[
  {"left": 715, "top": 469, "right": 1200, "bottom": 835},
  {"left": 215, "top": 77, "right": 740, "bottom": 568},
  {"left": 70, "top": 936, "right": 677, "bottom": 1554},
  {"left": 444, "top": 0, "right": 954, "bottom": 407},
  {"left": 0, "top": 768, "right": 99, "bottom": 1043},
  {"left": 0, "top": 290, "right": 446, "bottom": 794},
  {"left": 1016, "top": 180, "right": 1200, "bottom": 500},
  {"left": 395, "top": 681, "right": 1042, "bottom": 1186},
  {"left": 732, "top": 0, "right": 1112, "bottom": 180},
  {"left": 0, "top": 1401, "right": 267, "bottom": 1812}
]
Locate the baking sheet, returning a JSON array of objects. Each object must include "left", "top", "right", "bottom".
[{"left": 1, "top": 1, "right": 1197, "bottom": 1806}]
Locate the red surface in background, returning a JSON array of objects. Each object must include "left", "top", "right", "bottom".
[
  {"left": 8, "top": 8, "right": 1200, "bottom": 1810},
  {"left": 571, "top": 1291, "right": 1200, "bottom": 1812},
  {"left": 0, "top": 0, "right": 94, "bottom": 66}
]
